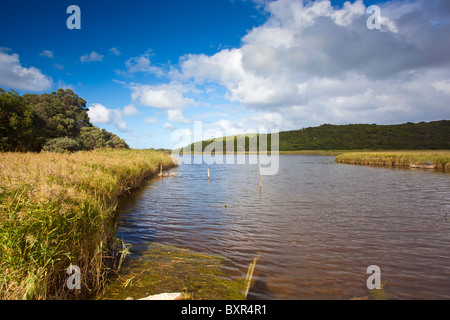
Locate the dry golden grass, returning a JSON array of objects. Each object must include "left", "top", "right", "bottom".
[
  {"left": 0, "top": 149, "right": 175, "bottom": 299},
  {"left": 335, "top": 150, "right": 450, "bottom": 172}
]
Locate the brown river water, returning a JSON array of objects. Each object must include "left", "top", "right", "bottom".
[{"left": 114, "top": 155, "right": 450, "bottom": 299}]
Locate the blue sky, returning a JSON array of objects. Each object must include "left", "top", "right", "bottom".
[{"left": 1, "top": 0, "right": 449, "bottom": 148}]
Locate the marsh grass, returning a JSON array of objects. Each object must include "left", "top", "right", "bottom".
[
  {"left": 335, "top": 150, "right": 450, "bottom": 172},
  {"left": 0, "top": 149, "right": 175, "bottom": 299},
  {"left": 276, "top": 150, "right": 357, "bottom": 156}
]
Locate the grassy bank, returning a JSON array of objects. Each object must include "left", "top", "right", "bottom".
[
  {"left": 0, "top": 149, "right": 175, "bottom": 299},
  {"left": 277, "top": 150, "right": 357, "bottom": 156},
  {"left": 335, "top": 150, "right": 450, "bottom": 172}
]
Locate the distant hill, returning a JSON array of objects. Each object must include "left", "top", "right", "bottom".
[
  {"left": 277, "top": 120, "right": 450, "bottom": 150},
  {"left": 183, "top": 120, "right": 450, "bottom": 152}
]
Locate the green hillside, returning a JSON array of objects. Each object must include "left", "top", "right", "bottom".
[
  {"left": 278, "top": 121, "right": 449, "bottom": 150},
  {"left": 183, "top": 120, "right": 450, "bottom": 152}
]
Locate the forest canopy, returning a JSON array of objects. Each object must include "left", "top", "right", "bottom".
[{"left": 0, "top": 88, "right": 128, "bottom": 152}]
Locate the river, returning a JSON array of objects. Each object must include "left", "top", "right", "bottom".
[{"left": 114, "top": 155, "right": 450, "bottom": 299}]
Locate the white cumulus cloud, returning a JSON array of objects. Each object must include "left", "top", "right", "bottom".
[
  {"left": 88, "top": 103, "right": 140, "bottom": 132},
  {"left": 116, "top": 52, "right": 163, "bottom": 77},
  {"left": 123, "top": 104, "right": 140, "bottom": 116},
  {"left": 0, "top": 50, "right": 53, "bottom": 91},
  {"left": 39, "top": 50, "right": 54, "bottom": 58},
  {"left": 131, "top": 82, "right": 194, "bottom": 109},
  {"left": 80, "top": 51, "right": 104, "bottom": 63},
  {"left": 144, "top": 116, "right": 158, "bottom": 124},
  {"left": 109, "top": 47, "right": 121, "bottom": 56},
  {"left": 130, "top": 81, "right": 196, "bottom": 124},
  {"left": 87, "top": 103, "right": 113, "bottom": 124}
]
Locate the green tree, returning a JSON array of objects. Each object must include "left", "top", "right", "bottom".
[
  {"left": 79, "top": 127, "right": 105, "bottom": 150},
  {"left": 101, "top": 129, "right": 129, "bottom": 149},
  {"left": 1, "top": 88, "right": 131, "bottom": 152},
  {"left": 0, "top": 88, "right": 37, "bottom": 152},
  {"left": 105, "top": 135, "right": 129, "bottom": 149},
  {"left": 23, "top": 88, "right": 91, "bottom": 146}
]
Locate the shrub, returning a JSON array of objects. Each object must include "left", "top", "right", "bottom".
[{"left": 43, "top": 137, "right": 81, "bottom": 153}]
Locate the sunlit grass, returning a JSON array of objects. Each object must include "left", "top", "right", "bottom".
[
  {"left": 335, "top": 150, "right": 450, "bottom": 172},
  {"left": 0, "top": 149, "right": 175, "bottom": 299}
]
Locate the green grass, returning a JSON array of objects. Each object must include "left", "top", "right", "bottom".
[
  {"left": 0, "top": 149, "right": 175, "bottom": 299},
  {"left": 335, "top": 150, "right": 450, "bottom": 172}
]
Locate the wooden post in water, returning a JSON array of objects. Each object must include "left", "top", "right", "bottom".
[
  {"left": 259, "top": 162, "right": 262, "bottom": 191},
  {"left": 208, "top": 168, "right": 210, "bottom": 179}
]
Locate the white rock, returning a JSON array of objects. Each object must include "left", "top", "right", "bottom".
[{"left": 138, "top": 292, "right": 184, "bottom": 300}]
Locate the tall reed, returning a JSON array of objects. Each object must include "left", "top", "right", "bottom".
[
  {"left": 335, "top": 150, "right": 450, "bottom": 172},
  {"left": 0, "top": 149, "right": 175, "bottom": 299}
]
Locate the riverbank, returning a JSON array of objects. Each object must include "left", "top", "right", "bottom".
[
  {"left": 335, "top": 150, "right": 450, "bottom": 172},
  {"left": 277, "top": 150, "right": 356, "bottom": 156},
  {"left": 0, "top": 149, "right": 175, "bottom": 299}
]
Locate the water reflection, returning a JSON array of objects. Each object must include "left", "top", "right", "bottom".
[{"left": 115, "top": 155, "right": 450, "bottom": 299}]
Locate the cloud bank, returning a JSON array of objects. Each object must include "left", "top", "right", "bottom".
[
  {"left": 117, "top": 0, "right": 450, "bottom": 139},
  {"left": 174, "top": 0, "right": 450, "bottom": 130}
]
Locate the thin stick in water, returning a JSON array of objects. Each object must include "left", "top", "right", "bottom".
[{"left": 244, "top": 254, "right": 260, "bottom": 298}]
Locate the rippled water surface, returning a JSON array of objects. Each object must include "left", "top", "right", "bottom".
[{"left": 115, "top": 155, "right": 450, "bottom": 299}]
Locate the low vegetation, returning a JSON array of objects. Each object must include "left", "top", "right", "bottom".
[
  {"left": 0, "top": 149, "right": 175, "bottom": 299},
  {"left": 335, "top": 150, "right": 450, "bottom": 172}
]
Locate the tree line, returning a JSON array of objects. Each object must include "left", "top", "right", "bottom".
[
  {"left": 0, "top": 88, "right": 129, "bottom": 152},
  {"left": 183, "top": 120, "right": 450, "bottom": 152},
  {"left": 277, "top": 121, "right": 450, "bottom": 150}
]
